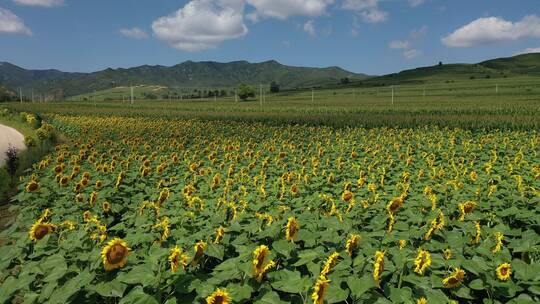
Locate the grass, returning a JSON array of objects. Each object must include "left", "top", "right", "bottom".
[
  {"left": 0, "top": 112, "right": 58, "bottom": 204},
  {"left": 6, "top": 75, "right": 540, "bottom": 130}
]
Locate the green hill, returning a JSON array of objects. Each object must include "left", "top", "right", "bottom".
[
  {"left": 358, "top": 53, "right": 540, "bottom": 86},
  {"left": 0, "top": 60, "right": 368, "bottom": 97},
  {"left": 480, "top": 53, "right": 540, "bottom": 75}
]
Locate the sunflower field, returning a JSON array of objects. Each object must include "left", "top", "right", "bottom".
[{"left": 0, "top": 114, "right": 539, "bottom": 304}]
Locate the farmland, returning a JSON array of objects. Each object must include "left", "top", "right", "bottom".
[{"left": 0, "top": 82, "right": 539, "bottom": 303}]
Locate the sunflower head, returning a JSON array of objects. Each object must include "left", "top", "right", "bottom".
[
  {"left": 443, "top": 268, "right": 466, "bottom": 288},
  {"left": 496, "top": 263, "right": 512, "bottom": 281},
  {"left": 29, "top": 221, "right": 55, "bottom": 241},
  {"left": 399, "top": 239, "right": 407, "bottom": 249},
  {"left": 169, "top": 246, "right": 188, "bottom": 273},
  {"left": 83, "top": 210, "right": 92, "bottom": 222},
  {"left": 101, "top": 238, "right": 131, "bottom": 271},
  {"left": 342, "top": 190, "right": 353, "bottom": 202},
  {"left": 25, "top": 180, "right": 40, "bottom": 192},
  {"left": 102, "top": 201, "right": 111, "bottom": 213},
  {"left": 311, "top": 275, "right": 330, "bottom": 304},
  {"left": 413, "top": 249, "right": 431, "bottom": 276},
  {"left": 285, "top": 217, "right": 299, "bottom": 242},
  {"left": 373, "top": 251, "right": 385, "bottom": 284},
  {"left": 206, "top": 288, "right": 231, "bottom": 304},
  {"left": 443, "top": 248, "right": 452, "bottom": 260},
  {"left": 345, "top": 234, "right": 361, "bottom": 256},
  {"left": 417, "top": 297, "right": 427, "bottom": 304}
]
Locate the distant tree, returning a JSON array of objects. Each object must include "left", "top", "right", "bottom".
[
  {"left": 238, "top": 84, "right": 255, "bottom": 101},
  {"left": 220, "top": 89, "right": 227, "bottom": 97},
  {"left": 270, "top": 81, "right": 280, "bottom": 93},
  {"left": 438, "top": 61, "right": 443, "bottom": 66},
  {"left": 340, "top": 77, "right": 350, "bottom": 85},
  {"left": 145, "top": 93, "right": 157, "bottom": 100}
]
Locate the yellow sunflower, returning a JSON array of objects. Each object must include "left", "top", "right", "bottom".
[
  {"left": 29, "top": 221, "right": 55, "bottom": 241},
  {"left": 311, "top": 275, "right": 330, "bottom": 304},
  {"left": 345, "top": 234, "right": 361, "bottom": 256},
  {"left": 373, "top": 251, "right": 385, "bottom": 284},
  {"left": 496, "top": 263, "right": 512, "bottom": 281},
  {"left": 206, "top": 288, "right": 231, "bottom": 304},
  {"left": 102, "top": 201, "right": 111, "bottom": 213},
  {"left": 320, "top": 252, "right": 340, "bottom": 278},
  {"left": 213, "top": 226, "right": 226, "bottom": 244},
  {"left": 442, "top": 268, "right": 466, "bottom": 288},
  {"left": 192, "top": 240, "right": 207, "bottom": 266},
  {"left": 169, "top": 246, "right": 188, "bottom": 273},
  {"left": 252, "top": 245, "right": 276, "bottom": 282},
  {"left": 101, "top": 238, "right": 131, "bottom": 271},
  {"left": 413, "top": 249, "right": 431, "bottom": 275},
  {"left": 25, "top": 180, "right": 40, "bottom": 192},
  {"left": 285, "top": 217, "right": 299, "bottom": 242}
]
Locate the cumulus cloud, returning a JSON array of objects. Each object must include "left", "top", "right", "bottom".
[
  {"left": 389, "top": 40, "right": 410, "bottom": 49},
  {"left": 442, "top": 15, "right": 540, "bottom": 48},
  {"left": 342, "top": 0, "right": 378, "bottom": 11},
  {"left": 389, "top": 26, "right": 427, "bottom": 59},
  {"left": 246, "top": 0, "right": 334, "bottom": 19},
  {"left": 13, "top": 0, "right": 63, "bottom": 7},
  {"left": 342, "top": 0, "right": 388, "bottom": 23},
  {"left": 152, "top": 0, "right": 248, "bottom": 52},
  {"left": 360, "top": 9, "right": 388, "bottom": 23},
  {"left": 119, "top": 27, "right": 148, "bottom": 39},
  {"left": 0, "top": 7, "right": 32, "bottom": 35},
  {"left": 404, "top": 48, "right": 421, "bottom": 59},
  {"left": 516, "top": 47, "right": 540, "bottom": 55},
  {"left": 303, "top": 20, "right": 316, "bottom": 37}
]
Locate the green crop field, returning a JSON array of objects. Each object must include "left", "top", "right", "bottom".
[{"left": 0, "top": 70, "right": 539, "bottom": 304}]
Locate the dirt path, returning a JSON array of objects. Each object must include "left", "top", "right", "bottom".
[{"left": 0, "top": 124, "right": 26, "bottom": 167}]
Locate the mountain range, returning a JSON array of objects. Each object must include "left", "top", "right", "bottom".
[
  {"left": 0, "top": 60, "right": 366, "bottom": 98},
  {"left": 0, "top": 53, "right": 539, "bottom": 99}
]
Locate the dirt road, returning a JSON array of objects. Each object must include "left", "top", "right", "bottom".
[{"left": 0, "top": 124, "right": 26, "bottom": 167}]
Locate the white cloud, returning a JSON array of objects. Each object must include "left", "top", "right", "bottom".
[
  {"left": 442, "top": 15, "right": 540, "bottom": 48},
  {"left": 360, "top": 9, "right": 388, "bottom": 23},
  {"left": 13, "top": 0, "right": 63, "bottom": 7},
  {"left": 516, "top": 47, "right": 540, "bottom": 55},
  {"left": 246, "top": 0, "right": 334, "bottom": 19},
  {"left": 152, "top": 0, "right": 248, "bottom": 52},
  {"left": 119, "top": 27, "right": 149, "bottom": 39},
  {"left": 410, "top": 25, "right": 428, "bottom": 40},
  {"left": 408, "top": 0, "right": 425, "bottom": 7},
  {"left": 303, "top": 19, "right": 316, "bottom": 37},
  {"left": 0, "top": 7, "right": 31, "bottom": 35},
  {"left": 245, "top": 12, "right": 259, "bottom": 23},
  {"left": 389, "top": 40, "right": 410, "bottom": 49},
  {"left": 342, "top": 0, "right": 388, "bottom": 23},
  {"left": 404, "top": 49, "right": 421, "bottom": 59},
  {"left": 342, "top": 0, "right": 378, "bottom": 11}
]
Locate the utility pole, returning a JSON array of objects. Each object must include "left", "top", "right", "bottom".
[
  {"left": 130, "top": 85, "right": 134, "bottom": 105},
  {"left": 260, "top": 84, "right": 263, "bottom": 107},
  {"left": 31, "top": 89, "right": 34, "bottom": 103},
  {"left": 235, "top": 88, "right": 238, "bottom": 102},
  {"left": 496, "top": 84, "right": 499, "bottom": 94},
  {"left": 423, "top": 87, "right": 426, "bottom": 100},
  {"left": 312, "top": 88, "right": 314, "bottom": 103},
  {"left": 353, "top": 89, "right": 356, "bottom": 100},
  {"left": 19, "top": 88, "right": 22, "bottom": 103},
  {"left": 391, "top": 86, "right": 394, "bottom": 105}
]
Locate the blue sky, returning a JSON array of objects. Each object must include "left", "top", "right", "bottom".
[{"left": 0, "top": 0, "right": 539, "bottom": 75}]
